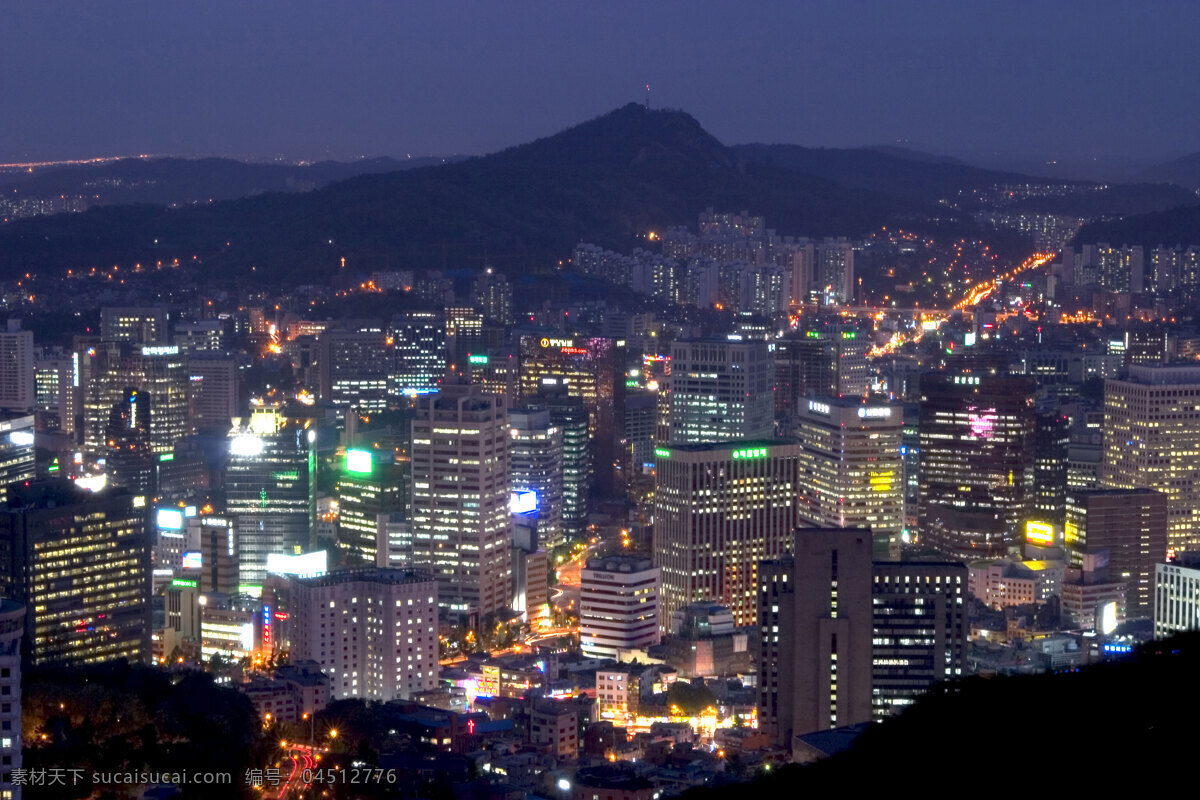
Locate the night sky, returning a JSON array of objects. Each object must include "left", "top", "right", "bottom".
[{"left": 4, "top": 1, "right": 1199, "bottom": 164}]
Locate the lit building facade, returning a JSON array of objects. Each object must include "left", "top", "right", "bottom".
[
  {"left": 508, "top": 406, "right": 564, "bottom": 549},
  {"left": 918, "top": 372, "right": 1036, "bottom": 559},
  {"left": 580, "top": 556, "right": 660, "bottom": 659},
  {"left": 795, "top": 398, "right": 903, "bottom": 557},
  {"left": 318, "top": 328, "right": 389, "bottom": 411},
  {"left": 1103, "top": 365, "right": 1200, "bottom": 552},
  {"left": 0, "top": 598, "right": 22, "bottom": 800},
  {"left": 653, "top": 440, "right": 801, "bottom": 628},
  {"left": 411, "top": 383, "right": 511, "bottom": 618},
  {"left": 289, "top": 567, "right": 439, "bottom": 701},
  {"left": 390, "top": 311, "right": 447, "bottom": 396},
  {"left": 0, "top": 415, "right": 35, "bottom": 506},
  {"left": 666, "top": 338, "right": 773, "bottom": 445},
  {"left": 336, "top": 449, "right": 407, "bottom": 566},
  {"left": 1154, "top": 556, "right": 1200, "bottom": 639},
  {"left": 0, "top": 481, "right": 150, "bottom": 666}
]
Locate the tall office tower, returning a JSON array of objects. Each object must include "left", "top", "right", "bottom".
[
  {"left": 34, "top": 347, "right": 77, "bottom": 433},
  {"left": 155, "top": 439, "right": 211, "bottom": 504},
  {"left": 0, "top": 415, "right": 35, "bottom": 505},
  {"left": 737, "top": 263, "right": 791, "bottom": 316},
  {"left": 411, "top": 382, "right": 511, "bottom": 618},
  {"left": 100, "top": 306, "right": 169, "bottom": 344},
  {"left": 318, "top": 328, "right": 389, "bottom": 412},
  {"left": 136, "top": 344, "right": 190, "bottom": 454},
  {"left": 774, "top": 335, "right": 836, "bottom": 421},
  {"left": 289, "top": 567, "right": 439, "bottom": 701},
  {"left": 508, "top": 406, "right": 564, "bottom": 549},
  {"left": 1032, "top": 412, "right": 1070, "bottom": 527},
  {"left": 757, "top": 528, "right": 872, "bottom": 746},
  {"left": 665, "top": 339, "right": 773, "bottom": 445},
  {"left": 816, "top": 241, "right": 856, "bottom": 305},
  {"left": 519, "top": 335, "right": 624, "bottom": 495},
  {"left": 901, "top": 404, "right": 920, "bottom": 538},
  {"left": 654, "top": 440, "right": 801, "bottom": 628},
  {"left": 471, "top": 269, "right": 514, "bottom": 325},
  {"left": 335, "top": 448, "right": 407, "bottom": 565},
  {"left": 1064, "top": 489, "right": 1168, "bottom": 619},
  {"left": 918, "top": 372, "right": 1036, "bottom": 559},
  {"left": 1103, "top": 365, "right": 1200, "bottom": 551},
  {"left": 0, "top": 324, "right": 34, "bottom": 412},
  {"left": 795, "top": 399, "right": 904, "bottom": 558},
  {"left": 871, "top": 561, "right": 967, "bottom": 719},
  {"left": 0, "top": 481, "right": 150, "bottom": 666},
  {"left": 0, "top": 599, "right": 22, "bottom": 800},
  {"left": 390, "top": 310, "right": 447, "bottom": 397},
  {"left": 541, "top": 391, "right": 590, "bottom": 538},
  {"left": 1094, "top": 244, "right": 1145, "bottom": 294},
  {"left": 445, "top": 307, "right": 484, "bottom": 365},
  {"left": 226, "top": 408, "right": 315, "bottom": 588},
  {"left": 624, "top": 392, "right": 658, "bottom": 472},
  {"left": 104, "top": 388, "right": 155, "bottom": 494},
  {"left": 579, "top": 556, "right": 660, "bottom": 659},
  {"left": 187, "top": 351, "right": 241, "bottom": 433}
]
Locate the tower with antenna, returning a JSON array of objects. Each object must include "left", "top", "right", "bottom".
[{"left": 645, "top": 84, "right": 650, "bottom": 109}]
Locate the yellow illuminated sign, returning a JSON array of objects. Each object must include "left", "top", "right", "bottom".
[{"left": 1027, "top": 521, "right": 1054, "bottom": 546}]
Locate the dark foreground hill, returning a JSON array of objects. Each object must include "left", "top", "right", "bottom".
[
  {"left": 682, "top": 633, "right": 1200, "bottom": 795},
  {"left": 0, "top": 104, "right": 956, "bottom": 285}
]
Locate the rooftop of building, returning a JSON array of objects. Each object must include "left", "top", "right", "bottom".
[
  {"left": 574, "top": 764, "right": 655, "bottom": 792},
  {"left": 584, "top": 555, "right": 656, "bottom": 573},
  {"left": 1124, "top": 364, "right": 1200, "bottom": 384},
  {"left": 292, "top": 566, "right": 436, "bottom": 588}
]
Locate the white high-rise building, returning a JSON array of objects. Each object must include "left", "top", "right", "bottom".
[
  {"left": 667, "top": 339, "right": 774, "bottom": 445},
  {"left": 796, "top": 398, "right": 904, "bottom": 556},
  {"left": 1104, "top": 365, "right": 1200, "bottom": 551},
  {"left": 411, "top": 382, "right": 511, "bottom": 618},
  {"left": 580, "top": 556, "right": 660, "bottom": 659},
  {"left": 289, "top": 568, "right": 439, "bottom": 701}
]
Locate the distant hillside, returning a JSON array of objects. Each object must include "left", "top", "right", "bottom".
[
  {"left": 1076, "top": 203, "right": 1200, "bottom": 248},
  {"left": 0, "top": 104, "right": 959, "bottom": 285},
  {"left": 0, "top": 155, "right": 459, "bottom": 208},
  {"left": 1137, "top": 152, "right": 1200, "bottom": 191},
  {"left": 866, "top": 145, "right": 965, "bottom": 166},
  {"left": 1005, "top": 182, "right": 1199, "bottom": 218},
  {"left": 731, "top": 143, "right": 1043, "bottom": 205}
]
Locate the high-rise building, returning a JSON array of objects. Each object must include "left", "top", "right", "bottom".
[
  {"left": 1064, "top": 489, "right": 1168, "bottom": 619},
  {"left": 445, "top": 307, "right": 484, "bottom": 365},
  {"left": 336, "top": 449, "right": 408, "bottom": 566},
  {"left": 471, "top": 269, "right": 514, "bottom": 325},
  {"left": 580, "top": 556, "right": 660, "bottom": 659},
  {"left": 540, "top": 391, "right": 590, "bottom": 539},
  {"left": 757, "top": 528, "right": 873, "bottom": 746},
  {"left": 34, "top": 347, "right": 77, "bottom": 434},
  {"left": 1032, "top": 412, "right": 1070, "bottom": 527},
  {"left": 0, "top": 414, "right": 35, "bottom": 505},
  {"left": 519, "top": 335, "right": 625, "bottom": 495},
  {"left": 1154, "top": 553, "right": 1200, "bottom": 639},
  {"left": 100, "top": 306, "right": 169, "bottom": 344},
  {"left": 654, "top": 440, "right": 801, "bottom": 628},
  {"left": 289, "top": 567, "right": 439, "bottom": 701},
  {"left": 666, "top": 338, "right": 773, "bottom": 445},
  {"left": 871, "top": 561, "right": 967, "bottom": 719},
  {"left": 1103, "top": 365, "right": 1200, "bottom": 551},
  {"left": 390, "top": 311, "right": 447, "bottom": 397},
  {"left": 104, "top": 387, "right": 155, "bottom": 494},
  {"left": 508, "top": 406, "right": 564, "bottom": 549},
  {"left": 0, "top": 325, "right": 35, "bottom": 412},
  {"left": 410, "top": 383, "right": 511, "bottom": 618},
  {"left": 816, "top": 241, "right": 856, "bottom": 305},
  {"left": 918, "top": 372, "right": 1036, "bottom": 559},
  {"left": 0, "top": 598, "right": 22, "bottom": 800},
  {"left": 187, "top": 351, "right": 241, "bottom": 433},
  {"left": 137, "top": 344, "right": 190, "bottom": 455},
  {"left": 0, "top": 481, "right": 150, "bottom": 666},
  {"left": 795, "top": 399, "right": 903, "bottom": 557},
  {"left": 226, "top": 409, "right": 315, "bottom": 588},
  {"left": 318, "top": 328, "right": 389, "bottom": 412}
]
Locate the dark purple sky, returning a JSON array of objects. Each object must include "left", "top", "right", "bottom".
[{"left": 4, "top": 1, "right": 1199, "bottom": 163}]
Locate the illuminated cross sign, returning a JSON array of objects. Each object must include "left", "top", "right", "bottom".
[{"left": 731, "top": 447, "right": 768, "bottom": 460}]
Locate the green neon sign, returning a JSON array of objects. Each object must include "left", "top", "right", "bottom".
[
  {"left": 172, "top": 579, "right": 197, "bottom": 589},
  {"left": 731, "top": 447, "right": 768, "bottom": 460},
  {"left": 346, "top": 449, "right": 373, "bottom": 475},
  {"left": 468, "top": 354, "right": 489, "bottom": 365},
  {"left": 159, "top": 453, "right": 175, "bottom": 462},
  {"left": 654, "top": 447, "right": 670, "bottom": 459}
]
